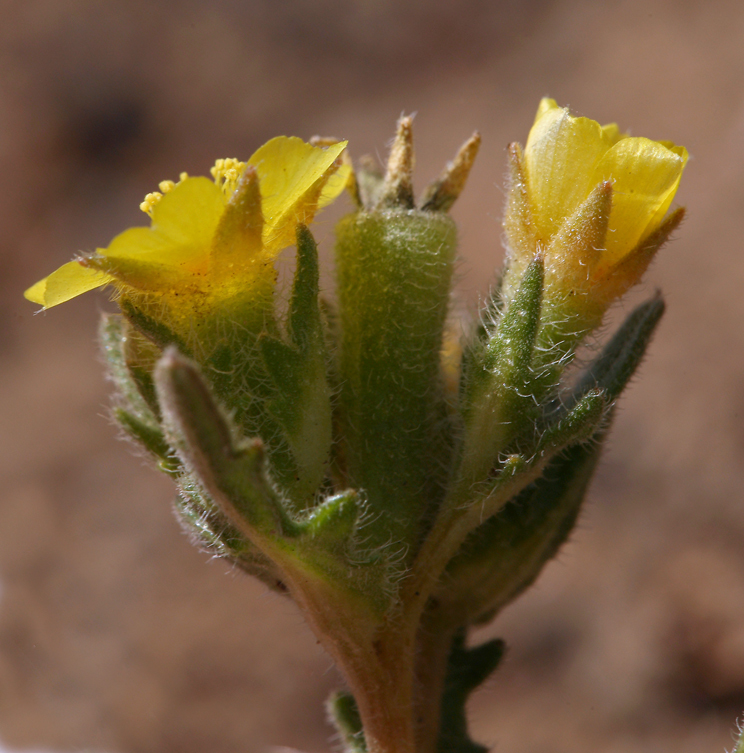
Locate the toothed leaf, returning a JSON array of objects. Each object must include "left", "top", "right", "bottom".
[
  {"left": 175, "top": 480, "right": 289, "bottom": 594},
  {"left": 114, "top": 407, "right": 178, "bottom": 474},
  {"left": 437, "top": 631, "right": 505, "bottom": 753},
  {"left": 439, "top": 429, "right": 607, "bottom": 625},
  {"left": 577, "top": 296, "right": 665, "bottom": 402},
  {"left": 155, "top": 349, "right": 298, "bottom": 539}
]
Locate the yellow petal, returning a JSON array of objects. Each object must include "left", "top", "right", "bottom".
[
  {"left": 248, "top": 137, "right": 347, "bottom": 253},
  {"left": 103, "top": 177, "right": 224, "bottom": 274},
  {"left": 24, "top": 260, "right": 113, "bottom": 308},
  {"left": 87, "top": 254, "right": 195, "bottom": 293},
  {"left": 591, "top": 138, "right": 688, "bottom": 264},
  {"left": 600, "top": 122, "right": 626, "bottom": 145},
  {"left": 525, "top": 102, "right": 616, "bottom": 242},
  {"left": 318, "top": 159, "right": 351, "bottom": 209},
  {"left": 503, "top": 142, "right": 539, "bottom": 269},
  {"left": 533, "top": 97, "right": 560, "bottom": 123}
]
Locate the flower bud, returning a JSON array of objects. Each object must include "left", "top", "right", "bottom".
[{"left": 502, "top": 98, "right": 687, "bottom": 329}]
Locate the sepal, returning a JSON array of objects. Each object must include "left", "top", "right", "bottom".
[
  {"left": 378, "top": 116, "right": 415, "bottom": 210},
  {"left": 597, "top": 207, "right": 685, "bottom": 304},
  {"left": 353, "top": 156, "right": 385, "bottom": 212},
  {"left": 501, "top": 142, "right": 538, "bottom": 303},
  {"left": 421, "top": 132, "right": 481, "bottom": 213},
  {"left": 544, "top": 180, "right": 612, "bottom": 297}
]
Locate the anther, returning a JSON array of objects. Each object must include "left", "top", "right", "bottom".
[{"left": 140, "top": 191, "right": 163, "bottom": 216}]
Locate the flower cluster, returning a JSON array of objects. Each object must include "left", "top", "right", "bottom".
[{"left": 24, "top": 103, "right": 687, "bottom": 753}]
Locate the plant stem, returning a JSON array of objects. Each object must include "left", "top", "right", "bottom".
[
  {"left": 351, "top": 631, "right": 418, "bottom": 753},
  {"left": 413, "top": 610, "right": 458, "bottom": 753}
]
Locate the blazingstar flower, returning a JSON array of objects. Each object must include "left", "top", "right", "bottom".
[
  {"left": 503, "top": 98, "right": 687, "bottom": 320},
  {"left": 21, "top": 113, "right": 693, "bottom": 753},
  {"left": 25, "top": 137, "right": 349, "bottom": 335}
]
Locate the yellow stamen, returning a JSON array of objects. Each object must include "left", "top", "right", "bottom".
[
  {"left": 210, "top": 158, "right": 247, "bottom": 196},
  {"left": 139, "top": 192, "right": 163, "bottom": 216},
  {"left": 141, "top": 174, "right": 190, "bottom": 216},
  {"left": 26, "top": 137, "right": 348, "bottom": 315}
]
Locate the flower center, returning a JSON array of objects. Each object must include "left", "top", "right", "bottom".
[
  {"left": 138, "top": 158, "right": 247, "bottom": 218},
  {"left": 210, "top": 158, "right": 247, "bottom": 196}
]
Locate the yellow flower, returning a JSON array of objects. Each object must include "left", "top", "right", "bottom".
[
  {"left": 504, "top": 98, "right": 687, "bottom": 311},
  {"left": 25, "top": 137, "right": 349, "bottom": 325}
]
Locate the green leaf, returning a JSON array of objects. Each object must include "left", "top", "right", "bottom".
[
  {"left": 114, "top": 407, "right": 178, "bottom": 474},
  {"left": 576, "top": 295, "right": 665, "bottom": 402},
  {"left": 458, "top": 287, "right": 504, "bottom": 404},
  {"left": 535, "top": 388, "right": 607, "bottom": 458},
  {"left": 732, "top": 720, "right": 744, "bottom": 753},
  {"left": 437, "top": 631, "right": 505, "bottom": 753},
  {"left": 425, "top": 387, "right": 604, "bottom": 603},
  {"left": 119, "top": 297, "right": 192, "bottom": 356},
  {"left": 481, "top": 256, "right": 544, "bottom": 380},
  {"left": 155, "top": 348, "right": 297, "bottom": 539},
  {"left": 457, "top": 256, "right": 544, "bottom": 487},
  {"left": 175, "top": 479, "right": 289, "bottom": 595},
  {"left": 99, "top": 314, "right": 161, "bottom": 423},
  {"left": 258, "top": 225, "right": 332, "bottom": 506},
  {"left": 438, "top": 428, "right": 607, "bottom": 625},
  {"left": 327, "top": 691, "right": 366, "bottom": 753},
  {"left": 259, "top": 335, "right": 307, "bottom": 436},
  {"left": 288, "top": 224, "right": 324, "bottom": 350},
  {"left": 155, "top": 349, "right": 391, "bottom": 610},
  {"left": 301, "top": 489, "right": 361, "bottom": 552},
  {"left": 100, "top": 314, "right": 174, "bottom": 467}
]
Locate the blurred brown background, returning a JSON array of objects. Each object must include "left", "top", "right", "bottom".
[{"left": 2, "top": 0, "right": 744, "bottom": 751}]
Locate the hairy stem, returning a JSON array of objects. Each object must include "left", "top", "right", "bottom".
[{"left": 413, "top": 609, "right": 459, "bottom": 753}]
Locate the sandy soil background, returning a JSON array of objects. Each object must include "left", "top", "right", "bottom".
[{"left": 2, "top": 1, "right": 744, "bottom": 751}]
